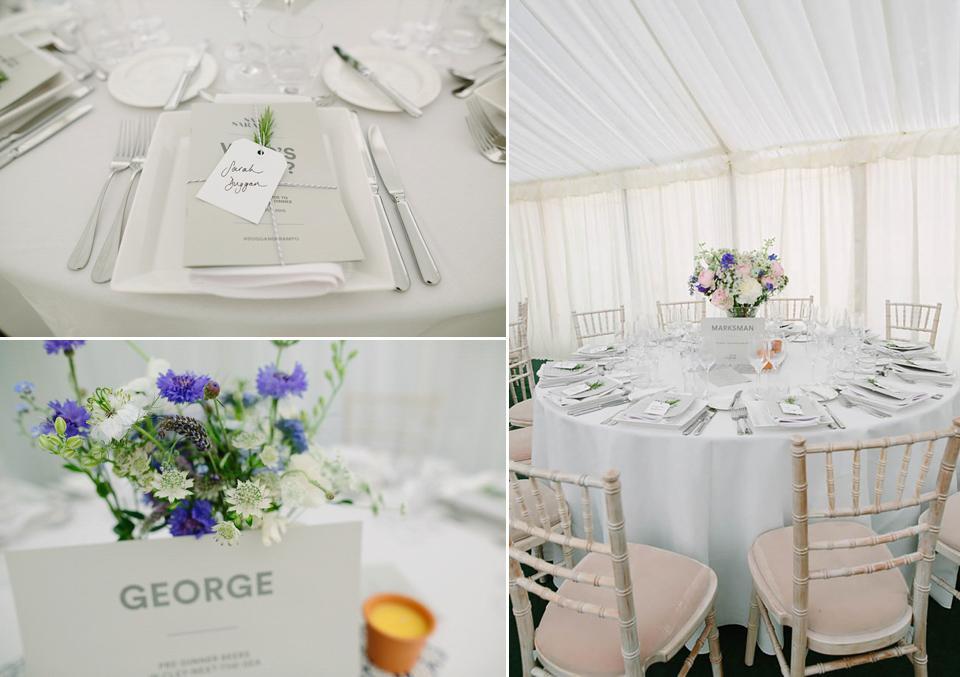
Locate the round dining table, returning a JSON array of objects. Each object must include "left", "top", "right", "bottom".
[
  {"left": 531, "top": 340, "right": 960, "bottom": 644},
  {"left": 0, "top": 0, "right": 505, "bottom": 336}
]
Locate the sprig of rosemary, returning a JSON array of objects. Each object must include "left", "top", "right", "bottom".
[
  {"left": 0, "top": 70, "right": 7, "bottom": 86},
  {"left": 664, "top": 398, "right": 680, "bottom": 406},
  {"left": 253, "top": 106, "right": 275, "bottom": 147},
  {"left": 587, "top": 380, "right": 604, "bottom": 390}
]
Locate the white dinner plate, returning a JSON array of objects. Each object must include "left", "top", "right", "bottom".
[
  {"left": 107, "top": 46, "right": 217, "bottom": 108},
  {"left": 111, "top": 108, "right": 395, "bottom": 296},
  {"left": 321, "top": 46, "right": 441, "bottom": 113},
  {"left": 479, "top": 13, "right": 506, "bottom": 46}
]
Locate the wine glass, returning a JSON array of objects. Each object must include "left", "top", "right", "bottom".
[
  {"left": 748, "top": 335, "right": 771, "bottom": 394},
  {"left": 698, "top": 338, "right": 716, "bottom": 394},
  {"left": 129, "top": 0, "right": 169, "bottom": 49},
  {"left": 371, "top": 0, "right": 411, "bottom": 48},
  {"left": 266, "top": 14, "right": 323, "bottom": 95},
  {"left": 225, "top": 0, "right": 269, "bottom": 90}
]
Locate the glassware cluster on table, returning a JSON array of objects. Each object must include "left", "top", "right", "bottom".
[{"left": 543, "top": 305, "right": 953, "bottom": 432}]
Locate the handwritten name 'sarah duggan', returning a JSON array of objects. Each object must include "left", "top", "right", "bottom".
[{"left": 221, "top": 159, "right": 266, "bottom": 194}]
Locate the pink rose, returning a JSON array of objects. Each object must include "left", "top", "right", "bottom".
[
  {"left": 771, "top": 261, "right": 784, "bottom": 278},
  {"left": 736, "top": 263, "right": 751, "bottom": 278},
  {"left": 711, "top": 289, "right": 733, "bottom": 310},
  {"left": 761, "top": 275, "right": 775, "bottom": 290},
  {"left": 697, "top": 269, "right": 715, "bottom": 289}
]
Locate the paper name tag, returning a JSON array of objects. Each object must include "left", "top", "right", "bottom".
[
  {"left": 561, "top": 382, "right": 592, "bottom": 397},
  {"left": 779, "top": 402, "right": 804, "bottom": 415},
  {"left": 645, "top": 400, "right": 671, "bottom": 417},
  {"left": 196, "top": 139, "right": 288, "bottom": 224}
]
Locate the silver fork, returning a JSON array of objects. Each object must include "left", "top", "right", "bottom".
[
  {"left": 465, "top": 113, "right": 505, "bottom": 164},
  {"left": 466, "top": 96, "right": 505, "bottom": 149},
  {"left": 732, "top": 407, "right": 752, "bottom": 434},
  {"left": 91, "top": 117, "right": 154, "bottom": 283},
  {"left": 68, "top": 121, "right": 135, "bottom": 270}
]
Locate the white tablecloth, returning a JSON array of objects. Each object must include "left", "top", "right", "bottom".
[
  {"left": 0, "top": 0, "right": 505, "bottom": 336},
  {"left": 0, "top": 482, "right": 505, "bottom": 676},
  {"left": 532, "top": 344, "right": 960, "bottom": 634}
]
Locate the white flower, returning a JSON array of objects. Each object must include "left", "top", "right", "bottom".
[
  {"left": 258, "top": 444, "right": 280, "bottom": 467},
  {"left": 87, "top": 389, "right": 145, "bottom": 444},
  {"left": 233, "top": 430, "right": 267, "bottom": 450},
  {"left": 225, "top": 478, "right": 272, "bottom": 519},
  {"left": 151, "top": 468, "right": 194, "bottom": 501},
  {"left": 281, "top": 452, "right": 333, "bottom": 508},
  {"left": 213, "top": 521, "right": 240, "bottom": 546},
  {"left": 733, "top": 277, "right": 763, "bottom": 305},
  {"left": 121, "top": 358, "right": 171, "bottom": 409},
  {"left": 259, "top": 512, "right": 288, "bottom": 546}
]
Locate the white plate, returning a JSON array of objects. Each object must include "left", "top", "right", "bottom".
[
  {"left": 107, "top": 47, "right": 217, "bottom": 108},
  {"left": 321, "top": 46, "right": 441, "bottom": 113},
  {"left": 0, "top": 54, "right": 75, "bottom": 130},
  {"left": 0, "top": 9, "right": 70, "bottom": 42},
  {"left": 625, "top": 393, "right": 695, "bottom": 420},
  {"left": 474, "top": 74, "right": 505, "bottom": 134},
  {"left": 111, "top": 108, "right": 394, "bottom": 297},
  {"left": 479, "top": 13, "right": 506, "bottom": 46},
  {"left": 746, "top": 400, "right": 829, "bottom": 430},
  {"left": 614, "top": 400, "right": 706, "bottom": 430}
]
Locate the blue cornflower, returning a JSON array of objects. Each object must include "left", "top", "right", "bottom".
[
  {"left": 156, "top": 370, "right": 211, "bottom": 404},
  {"left": 43, "top": 340, "right": 85, "bottom": 355},
  {"left": 768, "top": 253, "right": 777, "bottom": 260},
  {"left": 697, "top": 284, "right": 711, "bottom": 294},
  {"left": 276, "top": 418, "right": 308, "bottom": 452},
  {"left": 256, "top": 363, "right": 308, "bottom": 399},
  {"left": 168, "top": 500, "right": 216, "bottom": 538},
  {"left": 36, "top": 400, "right": 90, "bottom": 437},
  {"left": 765, "top": 282, "right": 775, "bottom": 291},
  {"left": 14, "top": 381, "right": 33, "bottom": 394},
  {"left": 720, "top": 252, "right": 736, "bottom": 269}
]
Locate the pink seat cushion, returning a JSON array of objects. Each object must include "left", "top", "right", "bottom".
[
  {"left": 509, "top": 427, "right": 533, "bottom": 462},
  {"left": 749, "top": 521, "right": 909, "bottom": 637},
  {"left": 510, "top": 480, "right": 562, "bottom": 543},
  {"left": 535, "top": 543, "right": 714, "bottom": 677},
  {"left": 935, "top": 493, "right": 960, "bottom": 554},
  {"left": 509, "top": 398, "right": 534, "bottom": 426}
]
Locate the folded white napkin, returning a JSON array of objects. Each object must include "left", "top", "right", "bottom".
[{"left": 186, "top": 93, "right": 348, "bottom": 299}]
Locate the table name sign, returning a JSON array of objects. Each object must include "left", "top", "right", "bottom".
[
  {"left": 702, "top": 318, "right": 764, "bottom": 372},
  {"left": 5, "top": 521, "right": 361, "bottom": 677}
]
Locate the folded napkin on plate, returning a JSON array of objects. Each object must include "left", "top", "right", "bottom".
[
  {"left": 764, "top": 396, "right": 821, "bottom": 425},
  {"left": 842, "top": 384, "right": 929, "bottom": 413},
  {"left": 186, "top": 93, "right": 349, "bottom": 299}
]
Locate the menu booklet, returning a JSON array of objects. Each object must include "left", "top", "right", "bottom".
[
  {"left": 6, "top": 522, "right": 362, "bottom": 677},
  {"left": 183, "top": 103, "right": 365, "bottom": 267},
  {"left": 0, "top": 35, "right": 60, "bottom": 112},
  {"left": 702, "top": 318, "right": 764, "bottom": 372}
]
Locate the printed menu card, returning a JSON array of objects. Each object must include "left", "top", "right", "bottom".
[
  {"left": 6, "top": 522, "right": 362, "bottom": 677},
  {"left": 0, "top": 36, "right": 60, "bottom": 111},
  {"left": 702, "top": 318, "right": 764, "bottom": 372},
  {"left": 183, "top": 103, "right": 365, "bottom": 267}
]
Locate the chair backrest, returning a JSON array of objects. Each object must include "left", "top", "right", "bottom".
[
  {"left": 508, "top": 461, "right": 641, "bottom": 676},
  {"left": 764, "top": 296, "right": 814, "bottom": 322},
  {"left": 571, "top": 306, "right": 625, "bottom": 348},
  {"left": 511, "top": 299, "right": 530, "bottom": 354},
  {"left": 656, "top": 299, "right": 705, "bottom": 330},
  {"left": 787, "top": 420, "right": 960, "bottom": 671},
  {"left": 509, "top": 351, "right": 536, "bottom": 407},
  {"left": 886, "top": 300, "right": 942, "bottom": 348}
]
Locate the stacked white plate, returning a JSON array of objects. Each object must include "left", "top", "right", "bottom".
[
  {"left": 613, "top": 393, "right": 707, "bottom": 429},
  {"left": 843, "top": 378, "right": 930, "bottom": 413},
  {"left": 574, "top": 343, "right": 626, "bottom": 359},
  {"left": 746, "top": 395, "right": 829, "bottom": 430},
  {"left": 537, "top": 360, "right": 599, "bottom": 387}
]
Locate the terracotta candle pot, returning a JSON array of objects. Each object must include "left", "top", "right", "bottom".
[{"left": 364, "top": 593, "right": 436, "bottom": 674}]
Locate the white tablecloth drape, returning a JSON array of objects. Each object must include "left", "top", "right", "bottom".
[
  {"left": 531, "top": 348, "right": 960, "bottom": 634},
  {"left": 0, "top": 0, "right": 505, "bottom": 336}
]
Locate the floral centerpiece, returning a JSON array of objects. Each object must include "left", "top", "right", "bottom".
[
  {"left": 687, "top": 238, "right": 788, "bottom": 317},
  {"left": 14, "top": 340, "right": 381, "bottom": 545}
]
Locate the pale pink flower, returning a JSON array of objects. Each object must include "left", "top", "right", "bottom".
[
  {"left": 761, "top": 275, "right": 775, "bottom": 289},
  {"left": 735, "top": 263, "right": 751, "bottom": 278},
  {"left": 711, "top": 289, "right": 733, "bottom": 310},
  {"left": 697, "top": 269, "right": 715, "bottom": 289},
  {"left": 770, "top": 261, "right": 784, "bottom": 278}
]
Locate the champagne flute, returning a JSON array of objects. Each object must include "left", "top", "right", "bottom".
[{"left": 225, "top": 0, "right": 269, "bottom": 90}]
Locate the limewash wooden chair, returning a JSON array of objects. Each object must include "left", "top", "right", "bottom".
[
  {"left": 509, "top": 349, "right": 536, "bottom": 428},
  {"left": 764, "top": 296, "right": 814, "bottom": 322},
  {"left": 509, "top": 461, "right": 723, "bottom": 677},
  {"left": 885, "top": 301, "right": 942, "bottom": 349},
  {"left": 744, "top": 421, "right": 960, "bottom": 677},
  {"left": 656, "top": 299, "right": 706, "bottom": 330},
  {"left": 571, "top": 306, "right": 625, "bottom": 348}
]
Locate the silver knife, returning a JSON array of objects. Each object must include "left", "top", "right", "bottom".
[
  {"left": 822, "top": 403, "right": 845, "bottom": 429},
  {"left": 0, "top": 103, "right": 92, "bottom": 170},
  {"left": 333, "top": 45, "right": 422, "bottom": 118},
  {"left": 693, "top": 408, "right": 717, "bottom": 436},
  {"left": 367, "top": 124, "right": 441, "bottom": 285},
  {"left": 163, "top": 40, "right": 208, "bottom": 111},
  {"left": 682, "top": 409, "right": 709, "bottom": 435},
  {"left": 0, "top": 84, "right": 94, "bottom": 153},
  {"left": 350, "top": 111, "right": 410, "bottom": 292}
]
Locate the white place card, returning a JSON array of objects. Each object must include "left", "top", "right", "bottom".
[
  {"left": 779, "top": 401, "right": 804, "bottom": 416},
  {"left": 196, "top": 139, "right": 288, "bottom": 224},
  {"left": 644, "top": 400, "right": 671, "bottom": 417},
  {"left": 6, "top": 522, "right": 362, "bottom": 677},
  {"left": 702, "top": 318, "right": 764, "bottom": 372}
]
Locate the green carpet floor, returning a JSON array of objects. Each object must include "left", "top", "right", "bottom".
[{"left": 509, "top": 576, "right": 960, "bottom": 675}]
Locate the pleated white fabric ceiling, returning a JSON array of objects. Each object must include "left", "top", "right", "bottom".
[{"left": 510, "top": 0, "right": 960, "bottom": 184}]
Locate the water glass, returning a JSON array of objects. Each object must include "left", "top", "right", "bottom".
[
  {"left": 439, "top": 0, "right": 486, "bottom": 53},
  {"left": 266, "top": 15, "right": 323, "bottom": 95},
  {"left": 79, "top": 13, "right": 132, "bottom": 68}
]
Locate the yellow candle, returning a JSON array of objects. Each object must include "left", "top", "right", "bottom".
[{"left": 368, "top": 601, "right": 430, "bottom": 639}]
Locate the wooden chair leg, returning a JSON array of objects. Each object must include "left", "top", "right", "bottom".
[
  {"left": 745, "top": 586, "right": 760, "bottom": 666},
  {"left": 707, "top": 607, "right": 723, "bottom": 677}
]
